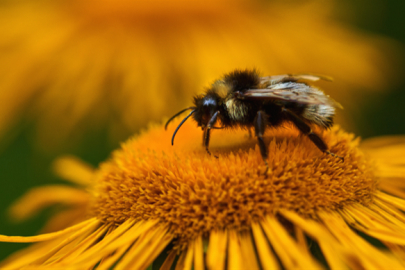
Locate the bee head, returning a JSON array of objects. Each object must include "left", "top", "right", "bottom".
[
  {"left": 164, "top": 91, "right": 221, "bottom": 146},
  {"left": 193, "top": 92, "right": 221, "bottom": 128}
]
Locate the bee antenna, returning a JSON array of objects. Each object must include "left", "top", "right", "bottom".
[
  {"left": 165, "top": 107, "right": 196, "bottom": 130},
  {"left": 171, "top": 109, "right": 196, "bottom": 145}
]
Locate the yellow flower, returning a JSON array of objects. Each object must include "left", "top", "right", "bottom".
[
  {"left": 2, "top": 120, "right": 405, "bottom": 269},
  {"left": 0, "top": 0, "right": 399, "bottom": 146}
]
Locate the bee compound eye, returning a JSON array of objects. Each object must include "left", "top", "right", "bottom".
[{"left": 203, "top": 97, "right": 217, "bottom": 107}]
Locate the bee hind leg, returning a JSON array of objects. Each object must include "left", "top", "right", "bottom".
[
  {"left": 254, "top": 110, "right": 269, "bottom": 174},
  {"left": 284, "top": 108, "right": 344, "bottom": 162}
]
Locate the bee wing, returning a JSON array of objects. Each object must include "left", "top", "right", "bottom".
[
  {"left": 239, "top": 82, "right": 343, "bottom": 108},
  {"left": 260, "top": 74, "right": 333, "bottom": 85}
]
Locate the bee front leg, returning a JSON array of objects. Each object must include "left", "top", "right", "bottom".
[
  {"left": 203, "top": 127, "right": 212, "bottom": 155},
  {"left": 254, "top": 110, "right": 269, "bottom": 174},
  {"left": 202, "top": 127, "right": 207, "bottom": 146},
  {"left": 204, "top": 111, "right": 220, "bottom": 158}
]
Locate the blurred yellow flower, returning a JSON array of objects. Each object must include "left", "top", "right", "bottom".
[
  {"left": 0, "top": 0, "right": 399, "bottom": 147},
  {"left": 2, "top": 120, "right": 405, "bottom": 269}
]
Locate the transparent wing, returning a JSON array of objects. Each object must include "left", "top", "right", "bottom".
[
  {"left": 260, "top": 74, "right": 333, "bottom": 85},
  {"left": 239, "top": 82, "right": 342, "bottom": 108}
]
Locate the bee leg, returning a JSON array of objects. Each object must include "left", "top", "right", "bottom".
[
  {"left": 254, "top": 110, "right": 269, "bottom": 174},
  {"left": 202, "top": 128, "right": 207, "bottom": 146},
  {"left": 204, "top": 111, "right": 220, "bottom": 158},
  {"left": 204, "top": 127, "right": 212, "bottom": 155},
  {"left": 284, "top": 108, "right": 344, "bottom": 161}
]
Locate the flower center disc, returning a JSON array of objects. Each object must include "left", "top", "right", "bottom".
[{"left": 91, "top": 120, "right": 376, "bottom": 243}]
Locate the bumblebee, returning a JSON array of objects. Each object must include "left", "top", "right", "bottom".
[{"left": 165, "top": 69, "right": 343, "bottom": 170}]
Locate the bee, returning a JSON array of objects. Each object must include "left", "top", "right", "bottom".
[{"left": 165, "top": 69, "right": 343, "bottom": 171}]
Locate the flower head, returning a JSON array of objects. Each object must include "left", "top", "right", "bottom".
[
  {"left": 0, "top": 0, "right": 399, "bottom": 146},
  {"left": 2, "top": 120, "right": 405, "bottom": 269},
  {"left": 93, "top": 121, "right": 376, "bottom": 247}
]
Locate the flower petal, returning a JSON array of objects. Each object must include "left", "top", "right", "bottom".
[
  {"left": 251, "top": 222, "right": 280, "bottom": 270},
  {"left": 9, "top": 185, "right": 89, "bottom": 222},
  {"left": 206, "top": 230, "right": 227, "bottom": 270},
  {"left": 0, "top": 218, "right": 98, "bottom": 243},
  {"left": 261, "top": 215, "right": 322, "bottom": 269}
]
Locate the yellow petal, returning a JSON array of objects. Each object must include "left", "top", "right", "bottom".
[
  {"left": 0, "top": 218, "right": 98, "bottom": 243},
  {"left": 9, "top": 185, "right": 89, "bottom": 222},
  {"left": 53, "top": 156, "right": 95, "bottom": 186},
  {"left": 193, "top": 235, "right": 205, "bottom": 270},
  {"left": 251, "top": 222, "right": 280, "bottom": 270},
  {"left": 261, "top": 215, "right": 322, "bottom": 269},
  {"left": 206, "top": 230, "right": 227, "bottom": 270}
]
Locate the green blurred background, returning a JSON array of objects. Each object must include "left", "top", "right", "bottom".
[
  {"left": 0, "top": 0, "right": 404, "bottom": 260},
  {"left": 341, "top": 0, "right": 405, "bottom": 136}
]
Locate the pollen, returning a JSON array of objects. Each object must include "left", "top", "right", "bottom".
[{"left": 91, "top": 120, "right": 376, "bottom": 247}]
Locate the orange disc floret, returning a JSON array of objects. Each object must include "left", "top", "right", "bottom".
[{"left": 91, "top": 120, "right": 376, "bottom": 246}]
